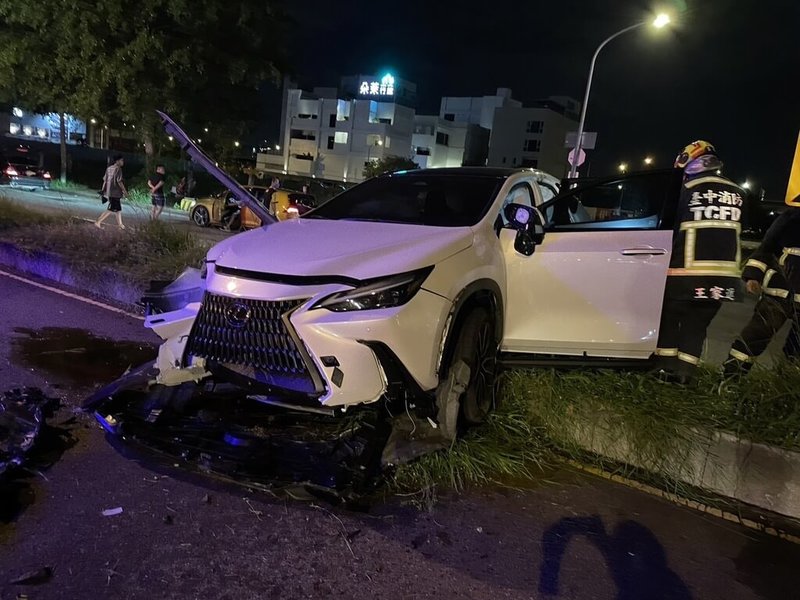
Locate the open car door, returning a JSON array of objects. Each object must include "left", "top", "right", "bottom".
[
  {"left": 156, "top": 111, "right": 275, "bottom": 225},
  {"left": 502, "top": 169, "right": 683, "bottom": 359}
]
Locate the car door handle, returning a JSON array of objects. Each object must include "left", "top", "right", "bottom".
[{"left": 620, "top": 247, "right": 667, "bottom": 256}]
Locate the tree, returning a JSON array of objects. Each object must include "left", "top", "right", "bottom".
[
  {"left": 363, "top": 155, "right": 419, "bottom": 179},
  {"left": 0, "top": 0, "right": 288, "bottom": 176}
]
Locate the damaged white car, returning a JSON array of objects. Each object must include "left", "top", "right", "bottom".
[{"left": 86, "top": 113, "right": 683, "bottom": 498}]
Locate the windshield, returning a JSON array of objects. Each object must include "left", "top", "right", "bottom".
[
  {"left": 7, "top": 156, "right": 39, "bottom": 168},
  {"left": 307, "top": 174, "right": 503, "bottom": 227}
]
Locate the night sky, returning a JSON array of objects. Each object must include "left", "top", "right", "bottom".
[{"left": 273, "top": 0, "right": 799, "bottom": 198}]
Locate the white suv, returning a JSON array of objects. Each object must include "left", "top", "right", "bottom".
[{"left": 143, "top": 160, "right": 683, "bottom": 439}]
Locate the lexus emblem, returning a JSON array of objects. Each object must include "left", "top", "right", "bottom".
[{"left": 225, "top": 302, "right": 251, "bottom": 329}]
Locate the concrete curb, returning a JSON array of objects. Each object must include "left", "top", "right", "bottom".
[
  {"left": 564, "top": 415, "right": 800, "bottom": 521},
  {"left": 0, "top": 241, "right": 143, "bottom": 309}
]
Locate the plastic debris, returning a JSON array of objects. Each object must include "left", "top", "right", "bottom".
[
  {"left": 101, "top": 507, "right": 123, "bottom": 517},
  {"left": 9, "top": 566, "right": 54, "bottom": 585},
  {"left": 1, "top": 388, "right": 60, "bottom": 478}
]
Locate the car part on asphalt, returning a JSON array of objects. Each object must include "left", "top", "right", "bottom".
[{"left": 0, "top": 388, "right": 59, "bottom": 478}]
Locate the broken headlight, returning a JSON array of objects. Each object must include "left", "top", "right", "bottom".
[{"left": 312, "top": 267, "right": 433, "bottom": 312}]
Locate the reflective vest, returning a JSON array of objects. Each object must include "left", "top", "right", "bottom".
[
  {"left": 665, "top": 174, "right": 745, "bottom": 301},
  {"left": 742, "top": 208, "right": 800, "bottom": 304}
]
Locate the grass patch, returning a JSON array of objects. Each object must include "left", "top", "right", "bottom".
[
  {"left": 392, "top": 388, "right": 553, "bottom": 492},
  {"left": 393, "top": 364, "right": 800, "bottom": 497},
  {"left": 0, "top": 195, "right": 60, "bottom": 230},
  {"left": 50, "top": 179, "right": 92, "bottom": 193},
  {"left": 3, "top": 214, "right": 209, "bottom": 285}
]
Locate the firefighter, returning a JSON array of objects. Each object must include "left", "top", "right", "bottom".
[
  {"left": 723, "top": 203, "right": 800, "bottom": 374},
  {"left": 655, "top": 141, "right": 746, "bottom": 382}
]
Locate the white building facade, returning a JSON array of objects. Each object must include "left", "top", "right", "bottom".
[
  {"left": 257, "top": 75, "right": 417, "bottom": 183},
  {"left": 486, "top": 98, "right": 579, "bottom": 176}
]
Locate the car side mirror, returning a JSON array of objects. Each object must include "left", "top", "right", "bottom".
[{"left": 504, "top": 203, "right": 545, "bottom": 256}]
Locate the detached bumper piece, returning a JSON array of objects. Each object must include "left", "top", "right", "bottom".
[
  {"left": 90, "top": 383, "right": 391, "bottom": 503},
  {"left": 1, "top": 388, "right": 60, "bottom": 478}
]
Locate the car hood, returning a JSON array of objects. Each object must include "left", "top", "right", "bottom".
[{"left": 209, "top": 219, "right": 474, "bottom": 280}]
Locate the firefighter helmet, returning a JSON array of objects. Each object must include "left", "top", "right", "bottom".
[{"left": 674, "top": 140, "right": 716, "bottom": 169}]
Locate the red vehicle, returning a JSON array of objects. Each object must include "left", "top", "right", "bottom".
[{"left": 1, "top": 147, "right": 51, "bottom": 190}]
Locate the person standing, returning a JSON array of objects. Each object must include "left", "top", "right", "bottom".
[
  {"left": 723, "top": 204, "right": 800, "bottom": 374},
  {"left": 266, "top": 177, "right": 281, "bottom": 215},
  {"left": 148, "top": 164, "right": 166, "bottom": 220},
  {"left": 95, "top": 154, "right": 128, "bottom": 230},
  {"left": 654, "top": 141, "right": 746, "bottom": 382}
]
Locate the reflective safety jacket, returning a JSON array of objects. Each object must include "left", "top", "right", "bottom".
[
  {"left": 741, "top": 208, "right": 800, "bottom": 304},
  {"left": 665, "top": 174, "right": 745, "bottom": 302}
]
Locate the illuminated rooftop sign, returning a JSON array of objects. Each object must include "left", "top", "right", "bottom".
[{"left": 359, "top": 74, "right": 395, "bottom": 97}]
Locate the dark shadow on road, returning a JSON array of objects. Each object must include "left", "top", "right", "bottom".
[{"left": 539, "top": 515, "right": 692, "bottom": 599}]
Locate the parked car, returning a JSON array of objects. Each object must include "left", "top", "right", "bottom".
[
  {"left": 189, "top": 186, "right": 317, "bottom": 229},
  {"left": 1, "top": 148, "right": 51, "bottom": 190}
]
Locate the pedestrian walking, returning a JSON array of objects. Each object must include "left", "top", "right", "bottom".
[
  {"left": 148, "top": 164, "right": 167, "bottom": 220},
  {"left": 654, "top": 141, "right": 746, "bottom": 383},
  {"left": 95, "top": 154, "right": 128, "bottom": 230},
  {"left": 724, "top": 204, "right": 800, "bottom": 375}
]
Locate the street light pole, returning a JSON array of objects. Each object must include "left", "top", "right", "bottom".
[{"left": 568, "top": 14, "right": 671, "bottom": 179}]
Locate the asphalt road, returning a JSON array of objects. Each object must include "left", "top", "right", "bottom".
[
  {"left": 1, "top": 271, "right": 799, "bottom": 599},
  {"left": 0, "top": 185, "right": 228, "bottom": 245}
]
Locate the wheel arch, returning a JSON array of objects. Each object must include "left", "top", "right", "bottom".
[{"left": 436, "top": 279, "right": 503, "bottom": 378}]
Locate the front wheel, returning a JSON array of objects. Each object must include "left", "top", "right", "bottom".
[
  {"left": 446, "top": 307, "right": 499, "bottom": 426},
  {"left": 191, "top": 206, "right": 210, "bottom": 227}
]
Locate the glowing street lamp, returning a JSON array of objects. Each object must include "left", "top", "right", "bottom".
[
  {"left": 234, "top": 141, "right": 240, "bottom": 148},
  {"left": 742, "top": 180, "right": 751, "bottom": 190},
  {"left": 644, "top": 156, "right": 654, "bottom": 166},
  {"left": 618, "top": 162, "right": 628, "bottom": 173},
  {"left": 568, "top": 13, "right": 672, "bottom": 178}
]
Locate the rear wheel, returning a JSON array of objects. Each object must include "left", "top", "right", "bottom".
[
  {"left": 191, "top": 206, "right": 210, "bottom": 227},
  {"left": 445, "top": 307, "right": 499, "bottom": 426}
]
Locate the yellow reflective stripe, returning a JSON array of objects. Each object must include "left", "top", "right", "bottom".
[
  {"left": 679, "top": 220, "right": 741, "bottom": 231},
  {"left": 668, "top": 268, "right": 741, "bottom": 276},
  {"left": 684, "top": 228, "right": 695, "bottom": 267},
  {"left": 794, "top": 294, "right": 800, "bottom": 303},
  {"left": 677, "top": 352, "right": 700, "bottom": 365},
  {"left": 655, "top": 348, "right": 678, "bottom": 357},
  {"left": 763, "top": 270, "right": 776, "bottom": 287},
  {"left": 784, "top": 247, "right": 800, "bottom": 256},
  {"left": 729, "top": 348, "right": 753, "bottom": 363},
  {"left": 684, "top": 176, "right": 738, "bottom": 189},
  {"left": 745, "top": 259, "right": 768, "bottom": 272},
  {"left": 692, "top": 260, "right": 740, "bottom": 269},
  {"left": 764, "top": 288, "right": 790, "bottom": 299}
]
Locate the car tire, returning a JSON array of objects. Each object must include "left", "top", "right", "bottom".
[
  {"left": 191, "top": 206, "right": 210, "bottom": 227},
  {"left": 446, "top": 307, "right": 499, "bottom": 426}
]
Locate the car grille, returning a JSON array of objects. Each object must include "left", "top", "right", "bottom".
[{"left": 184, "top": 293, "right": 310, "bottom": 375}]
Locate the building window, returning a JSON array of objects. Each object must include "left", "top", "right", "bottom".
[
  {"left": 526, "top": 120, "right": 543, "bottom": 133},
  {"left": 502, "top": 156, "right": 506, "bottom": 164},
  {"left": 385, "top": 135, "right": 391, "bottom": 149},
  {"left": 435, "top": 132, "right": 449, "bottom": 146},
  {"left": 327, "top": 136, "right": 334, "bottom": 150},
  {"left": 521, "top": 158, "right": 538, "bottom": 168},
  {"left": 416, "top": 147, "right": 431, "bottom": 156},
  {"left": 444, "top": 113, "right": 455, "bottom": 121},
  {"left": 336, "top": 100, "right": 350, "bottom": 121},
  {"left": 368, "top": 101, "right": 378, "bottom": 124},
  {"left": 334, "top": 131, "right": 349, "bottom": 144},
  {"left": 290, "top": 129, "right": 316, "bottom": 140},
  {"left": 329, "top": 114, "right": 336, "bottom": 128},
  {"left": 296, "top": 113, "right": 318, "bottom": 119},
  {"left": 12, "top": 107, "right": 23, "bottom": 118},
  {"left": 523, "top": 139, "right": 541, "bottom": 152},
  {"left": 366, "top": 133, "right": 382, "bottom": 147}
]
